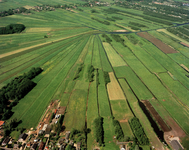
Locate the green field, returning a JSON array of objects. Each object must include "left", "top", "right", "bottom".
[{"left": 1, "top": 1, "right": 189, "bottom": 149}]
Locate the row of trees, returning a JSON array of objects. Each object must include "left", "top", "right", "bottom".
[
  {"left": 110, "top": 34, "right": 126, "bottom": 47},
  {"left": 103, "top": 71, "right": 110, "bottom": 85},
  {"left": 0, "top": 7, "right": 30, "bottom": 17},
  {"left": 94, "top": 117, "right": 104, "bottom": 146},
  {"left": 112, "top": 119, "right": 124, "bottom": 140},
  {"left": 129, "top": 117, "right": 149, "bottom": 145},
  {"left": 91, "top": 17, "right": 110, "bottom": 25},
  {"left": 102, "top": 34, "right": 112, "bottom": 43},
  {"left": 0, "top": 24, "right": 26, "bottom": 34},
  {"left": 167, "top": 27, "right": 189, "bottom": 42},
  {"left": 73, "top": 63, "right": 84, "bottom": 80},
  {"left": 143, "top": 11, "right": 184, "bottom": 22},
  {"left": 88, "top": 65, "right": 95, "bottom": 82},
  {"left": 0, "top": 67, "right": 42, "bottom": 120}
]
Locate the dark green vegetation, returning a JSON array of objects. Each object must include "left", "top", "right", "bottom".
[
  {"left": 167, "top": 25, "right": 189, "bottom": 41},
  {"left": 112, "top": 119, "right": 124, "bottom": 140},
  {"left": 0, "top": 67, "right": 42, "bottom": 120},
  {"left": 94, "top": 117, "right": 104, "bottom": 146},
  {"left": 0, "top": 24, "right": 26, "bottom": 34},
  {"left": 103, "top": 71, "right": 110, "bottom": 85},
  {"left": 73, "top": 63, "right": 84, "bottom": 80},
  {"left": 130, "top": 117, "right": 149, "bottom": 145},
  {"left": 102, "top": 34, "right": 112, "bottom": 43},
  {"left": 88, "top": 65, "right": 95, "bottom": 82}
]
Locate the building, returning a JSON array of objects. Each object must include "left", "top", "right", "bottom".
[
  {"left": 31, "top": 143, "right": 38, "bottom": 150},
  {"left": 170, "top": 140, "right": 184, "bottom": 150},
  {"left": 0, "top": 121, "right": 5, "bottom": 128},
  {"left": 65, "top": 131, "right": 70, "bottom": 143},
  {"left": 18, "top": 133, "right": 28, "bottom": 142},
  {"left": 38, "top": 142, "right": 45, "bottom": 150},
  {"left": 59, "top": 143, "right": 66, "bottom": 150},
  {"left": 59, "top": 138, "right": 64, "bottom": 145},
  {"left": 2, "top": 137, "right": 10, "bottom": 146},
  {"left": 45, "top": 125, "right": 51, "bottom": 134},
  {"left": 69, "top": 140, "right": 74, "bottom": 146}
]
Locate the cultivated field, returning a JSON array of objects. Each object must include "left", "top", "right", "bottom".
[{"left": 1, "top": 1, "right": 189, "bottom": 149}]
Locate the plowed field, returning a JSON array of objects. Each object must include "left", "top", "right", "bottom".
[{"left": 138, "top": 32, "right": 177, "bottom": 54}]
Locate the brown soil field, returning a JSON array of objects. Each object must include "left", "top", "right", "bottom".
[
  {"left": 180, "top": 42, "right": 189, "bottom": 48},
  {"left": 107, "top": 72, "right": 125, "bottom": 100},
  {"left": 137, "top": 32, "right": 177, "bottom": 54},
  {"left": 141, "top": 100, "right": 171, "bottom": 132}
]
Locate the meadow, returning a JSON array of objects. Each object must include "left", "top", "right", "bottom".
[{"left": 0, "top": 1, "right": 189, "bottom": 149}]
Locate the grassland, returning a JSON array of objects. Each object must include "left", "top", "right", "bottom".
[{"left": 1, "top": 1, "right": 189, "bottom": 149}]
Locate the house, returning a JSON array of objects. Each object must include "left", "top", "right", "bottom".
[
  {"left": 31, "top": 143, "right": 38, "bottom": 150},
  {"left": 42, "top": 124, "right": 48, "bottom": 131},
  {"left": 65, "top": 131, "right": 70, "bottom": 143},
  {"left": 69, "top": 140, "right": 74, "bottom": 146},
  {"left": 18, "top": 133, "right": 28, "bottom": 142},
  {"left": 38, "top": 142, "right": 45, "bottom": 150},
  {"left": 77, "top": 142, "right": 81, "bottom": 150},
  {"left": 59, "top": 143, "right": 66, "bottom": 150},
  {"left": 14, "top": 144, "right": 19, "bottom": 149},
  {"left": 170, "top": 140, "right": 184, "bottom": 150},
  {"left": 39, "top": 130, "right": 44, "bottom": 135},
  {"left": 45, "top": 125, "right": 51, "bottom": 134},
  {"left": 2, "top": 137, "right": 10, "bottom": 146},
  {"left": 59, "top": 138, "right": 64, "bottom": 145},
  {"left": 0, "top": 121, "right": 5, "bottom": 128},
  {"left": 26, "top": 143, "right": 31, "bottom": 147}
]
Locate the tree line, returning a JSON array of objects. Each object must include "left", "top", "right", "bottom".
[
  {"left": 94, "top": 116, "right": 104, "bottom": 146},
  {"left": 129, "top": 117, "right": 149, "bottom": 145},
  {"left": 0, "top": 24, "right": 26, "bottom": 34},
  {"left": 0, "top": 7, "right": 30, "bottom": 17},
  {"left": 0, "top": 67, "right": 43, "bottom": 120}
]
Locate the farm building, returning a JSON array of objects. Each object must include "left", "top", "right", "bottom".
[
  {"left": 39, "top": 142, "right": 45, "bottom": 150},
  {"left": 170, "top": 140, "right": 184, "bottom": 150},
  {"left": 18, "top": 133, "right": 28, "bottom": 142},
  {"left": 31, "top": 143, "right": 38, "bottom": 150},
  {"left": 2, "top": 137, "right": 10, "bottom": 146}
]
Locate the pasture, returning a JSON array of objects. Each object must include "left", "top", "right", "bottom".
[{"left": 1, "top": 1, "right": 189, "bottom": 149}]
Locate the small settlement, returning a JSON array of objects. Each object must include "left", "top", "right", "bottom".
[{"left": 0, "top": 100, "right": 80, "bottom": 150}]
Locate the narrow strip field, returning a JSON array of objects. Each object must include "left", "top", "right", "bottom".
[{"left": 107, "top": 72, "right": 125, "bottom": 100}]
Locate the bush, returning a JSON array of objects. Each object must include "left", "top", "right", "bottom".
[
  {"left": 102, "top": 34, "right": 112, "bottom": 43},
  {"left": 88, "top": 65, "right": 95, "bottom": 82},
  {"left": 0, "top": 24, "right": 26, "bottom": 34},
  {"left": 73, "top": 63, "right": 84, "bottom": 80},
  {"left": 103, "top": 71, "right": 110, "bottom": 85}
]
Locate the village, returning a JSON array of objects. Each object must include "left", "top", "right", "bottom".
[{"left": 0, "top": 100, "right": 82, "bottom": 150}]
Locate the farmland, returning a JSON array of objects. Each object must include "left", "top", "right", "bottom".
[{"left": 0, "top": 0, "right": 189, "bottom": 149}]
